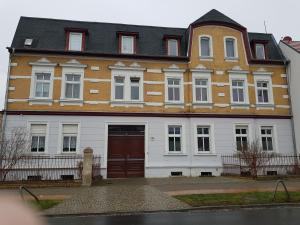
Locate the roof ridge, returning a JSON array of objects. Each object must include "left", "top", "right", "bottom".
[{"left": 20, "top": 16, "right": 187, "bottom": 30}]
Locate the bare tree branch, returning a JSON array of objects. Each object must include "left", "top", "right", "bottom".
[
  {"left": 236, "top": 138, "right": 277, "bottom": 179},
  {"left": 0, "top": 126, "right": 31, "bottom": 181}
]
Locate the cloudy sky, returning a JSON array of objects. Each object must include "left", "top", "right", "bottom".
[{"left": 0, "top": 0, "right": 299, "bottom": 110}]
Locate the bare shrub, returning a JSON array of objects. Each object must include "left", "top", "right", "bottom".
[
  {"left": 236, "top": 139, "right": 276, "bottom": 179},
  {"left": 0, "top": 127, "right": 31, "bottom": 181}
]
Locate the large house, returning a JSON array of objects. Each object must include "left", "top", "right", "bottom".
[
  {"left": 2, "top": 9, "right": 294, "bottom": 178},
  {"left": 279, "top": 37, "right": 300, "bottom": 155}
]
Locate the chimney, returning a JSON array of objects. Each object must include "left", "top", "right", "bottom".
[{"left": 283, "top": 36, "right": 292, "bottom": 43}]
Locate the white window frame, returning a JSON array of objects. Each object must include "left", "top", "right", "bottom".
[
  {"left": 192, "top": 72, "right": 212, "bottom": 104},
  {"left": 30, "top": 66, "right": 54, "bottom": 100},
  {"left": 258, "top": 125, "right": 277, "bottom": 152},
  {"left": 255, "top": 43, "right": 266, "bottom": 60},
  {"left": 61, "top": 67, "right": 84, "bottom": 101},
  {"left": 165, "top": 123, "right": 186, "bottom": 155},
  {"left": 27, "top": 122, "right": 49, "bottom": 154},
  {"left": 254, "top": 75, "right": 274, "bottom": 105},
  {"left": 229, "top": 74, "right": 249, "bottom": 105},
  {"left": 111, "top": 69, "right": 144, "bottom": 102},
  {"left": 194, "top": 123, "right": 215, "bottom": 155},
  {"left": 167, "top": 39, "right": 179, "bottom": 56},
  {"left": 165, "top": 72, "right": 184, "bottom": 104},
  {"left": 68, "top": 32, "right": 83, "bottom": 51},
  {"left": 234, "top": 124, "right": 249, "bottom": 151},
  {"left": 199, "top": 35, "right": 213, "bottom": 58},
  {"left": 224, "top": 36, "right": 238, "bottom": 59},
  {"left": 58, "top": 122, "right": 80, "bottom": 154},
  {"left": 121, "top": 35, "right": 134, "bottom": 54}
]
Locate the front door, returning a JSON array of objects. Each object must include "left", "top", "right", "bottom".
[{"left": 107, "top": 125, "right": 145, "bottom": 178}]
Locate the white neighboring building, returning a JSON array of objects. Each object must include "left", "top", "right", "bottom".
[{"left": 279, "top": 37, "right": 300, "bottom": 155}]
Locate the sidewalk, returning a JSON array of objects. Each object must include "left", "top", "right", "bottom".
[{"left": 1, "top": 176, "right": 300, "bottom": 215}]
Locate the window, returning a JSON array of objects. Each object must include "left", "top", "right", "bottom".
[
  {"left": 256, "top": 81, "right": 270, "bottom": 103},
  {"left": 68, "top": 32, "right": 83, "bottom": 51},
  {"left": 200, "top": 36, "right": 212, "bottom": 57},
  {"left": 62, "top": 124, "right": 78, "bottom": 153},
  {"left": 168, "top": 126, "right": 182, "bottom": 152},
  {"left": 130, "top": 78, "right": 140, "bottom": 100},
  {"left": 30, "top": 124, "right": 47, "bottom": 153},
  {"left": 167, "top": 39, "right": 179, "bottom": 56},
  {"left": 256, "top": 44, "right": 265, "bottom": 60},
  {"left": 121, "top": 36, "right": 134, "bottom": 54},
  {"left": 260, "top": 126, "right": 274, "bottom": 151},
  {"left": 235, "top": 126, "right": 248, "bottom": 151},
  {"left": 34, "top": 73, "right": 51, "bottom": 98},
  {"left": 111, "top": 72, "right": 143, "bottom": 102},
  {"left": 225, "top": 37, "right": 237, "bottom": 58},
  {"left": 195, "top": 79, "right": 208, "bottom": 102},
  {"left": 114, "top": 77, "right": 125, "bottom": 100},
  {"left": 65, "top": 74, "right": 81, "bottom": 99},
  {"left": 197, "top": 126, "right": 210, "bottom": 152},
  {"left": 232, "top": 80, "right": 245, "bottom": 103},
  {"left": 167, "top": 78, "right": 181, "bottom": 102}
]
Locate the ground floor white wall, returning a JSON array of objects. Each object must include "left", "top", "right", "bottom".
[{"left": 4, "top": 115, "right": 295, "bottom": 178}]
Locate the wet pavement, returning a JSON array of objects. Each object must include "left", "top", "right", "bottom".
[
  {"left": 2, "top": 177, "right": 300, "bottom": 215},
  {"left": 47, "top": 206, "right": 300, "bottom": 225},
  {"left": 44, "top": 184, "right": 189, "bottom": 215}
]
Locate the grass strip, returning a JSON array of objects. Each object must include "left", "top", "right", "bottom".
[
  {"left": 175, "top": 192, "right": 300, "bottom": 207},
  {"left": 30, "top": 199, "right": 63, "bottom": 210}
]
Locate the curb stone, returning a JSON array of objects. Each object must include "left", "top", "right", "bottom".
[{"left": 44, "top": 202, "right": 300, "bottom": 217}]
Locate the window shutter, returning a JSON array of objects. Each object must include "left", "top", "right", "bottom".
[
  {"left": 63, "top": 124, "right": 78, "bottom": 134},
  {"left": 31, "top": 124, "right": 47, "bottom": 134}
]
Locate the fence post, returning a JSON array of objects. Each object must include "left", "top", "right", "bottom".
[{"left": 82, "top": 147, "right": 93, "bottom": 186}]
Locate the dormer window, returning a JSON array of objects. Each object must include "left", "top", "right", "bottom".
[
  {"left": 121, "top": 35, "right": 135, "bottom": 54},
  {"left": 167, "top": 39, "right": 179, "bottom": 56},
  {"left": 255, "top": 43, "right": 266, "bottom": 60},
  {"left": 68, "top": 32, "right": 83, "bottom": 51},
  {"left": 65, "top": 28, "right": 88, "bottom": 52}
]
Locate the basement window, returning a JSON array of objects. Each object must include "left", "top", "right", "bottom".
[
  {"left": 200, "top": 172, "right": 212, "bottom": 177},
  {"left": 27, "top": 175, "right": 42, "bottom": 181},
  {"left": 171, "top": 171, "right": 183, "bottom": 176},
  {"left": 267, "top": 171, "right": 277, "bottom": 176},
  {"left": 61, "top": 175, "right": 75, "bottom": 180}
]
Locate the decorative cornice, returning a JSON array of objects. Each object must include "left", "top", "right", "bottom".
[
  {"left": 59, "top": 59, "right": 87, "bottom": 68},
  {"left": 29, "top": 58, "right": 57, "bottom": 67}
]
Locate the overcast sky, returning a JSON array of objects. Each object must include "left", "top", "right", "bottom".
[{"left": 0, "top": 0, "right": 299, "bottom": 110}]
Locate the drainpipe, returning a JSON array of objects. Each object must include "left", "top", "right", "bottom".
[
  {"left": 1, "top": 48, "right": 14, "bottom": 139},
  {"left": 285, "top": 60, "right": 298, "bottom": 159}
]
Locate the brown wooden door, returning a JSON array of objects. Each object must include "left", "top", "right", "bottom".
[{"left": 107, "top": 126, "right": 145, "bottom": 178}]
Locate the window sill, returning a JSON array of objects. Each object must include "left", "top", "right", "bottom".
[
  {"left": 60, "top": 99, "right": 83, "bottom": 106},
  {"left": 225, "top": 57, "right": 239, "bottom": 62},
  {"left": 165, "top": 102, "right": 184, "bottom": 105},
  {"left": 110, "top": 101, "right": 145, "bottom": 107},
  {"left": 199, "top": 56, "right": 214, "bottom": 61},
  {"left": 192, "top": 102, "right": 213, "bottom": 109},
  {"left": 164, "top": 153, "right": 188, "bottom": 156},
  {"left": 230, "top": 103, "right": 250, "bottom": 109},
  {"left": 165, "top": 102, "right": 185, "bottom": 108},
  {"left": 28, "top": 98, "right": 53, "bottom": 105},
  {"left": 194, "top": 153, "right": 217, "bottom": 156},
  {"left": 255, "top": 103, "right": 275, "bottom": 109}
]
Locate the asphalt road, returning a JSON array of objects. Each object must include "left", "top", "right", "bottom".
[{"left": 47, "top": 206, "right": 300, "bottom": 225}]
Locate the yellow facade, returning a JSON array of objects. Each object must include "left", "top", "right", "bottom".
[{"left": 7, "top": 25, "right": 290, "bottom": 116}]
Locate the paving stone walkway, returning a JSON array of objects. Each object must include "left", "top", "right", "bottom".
[
  {"left": 2, "top": 177, "right": 300, "bottom": 215},
  {"left": 44, "top": 184, "right": 189, "bottom": 215}
]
